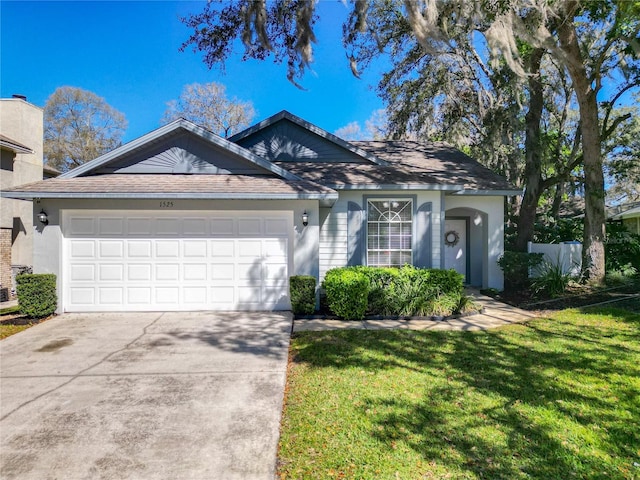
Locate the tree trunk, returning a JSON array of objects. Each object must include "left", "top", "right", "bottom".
[
  {"left": 551, "top": 182, "right": 564, "bottom": 220},
  {"left": 514, "top": 48, "right": 545, "bottom": 252},
  {"left": 558, "top": 15, "right": 606, "bottom": 283}
]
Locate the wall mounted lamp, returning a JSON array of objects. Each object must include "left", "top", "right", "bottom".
[
  {"left": 38, "top": 210, "right": 48, "bottom": 225},
  {"left": 302, "top": 211, "right": 309, "bottom": 227}
]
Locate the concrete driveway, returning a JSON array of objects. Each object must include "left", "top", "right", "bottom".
[{"left": 0, "top": 311, "right": 292, "bottom": 480}]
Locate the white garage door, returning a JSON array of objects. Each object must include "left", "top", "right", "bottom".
[{"left": 63, "top": 211, "right": 291, "bottom": 312}]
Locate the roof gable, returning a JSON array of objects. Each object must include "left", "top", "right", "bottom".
[
  {"left": 230, "top": 110, "right": 388, "bottom": 165},
  {"left": 61, "top": 119, "right": 300, "bottom": 181}
]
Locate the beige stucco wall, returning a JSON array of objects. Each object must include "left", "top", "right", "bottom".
[{"left": 0, "top": 98, "right": 44, "bottom": 266}]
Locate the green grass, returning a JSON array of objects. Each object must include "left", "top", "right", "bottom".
[
  {"left": 0, "top": 305, "right": 20, "bottom": 315},
  {"left": 0, "top": 305, "right": 34, "bottom": 339},
  {"left": 278, "top": 308, "right": 640, "bottom": 479},
  {"left": 0, "top": 323, "right": 33, "bottom": 340}
]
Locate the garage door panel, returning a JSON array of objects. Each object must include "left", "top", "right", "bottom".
[
  {"left": 211, "top": 218, "right": 234, "bottom": 235},
  {"left": 70, "top": 288, "right": 95, "bottom": 305},
  {"left": 238, "top": 218, "right": 262, "bottom": 235},
  {"left": 155, "top": 287, "right": 179, "bottom": 304},
  {"left": 184, "top": 287, "right": 207, "bottom": 304},
  {"left": 211, "top": 286, "right": 234, "bottom": 304},
  {"left": 237, "top": 263, "right": 262, "bottom": 281},
  {"left": 156, "top": 241, "right": 179, "bottom": 258},
  {"left": 99, "top": 241, "right": 124, "bottom": 258},
  {"left": 211, "top": 263, "right": 234, "bottom": 281},
  {"left": 184, "top": 240, "right": 207, "bottom": 257},
  {"left": 156, "top": 264, "right": 180, "bottom": 281},
  {"left": 237, "top": 286, "right": 261, "bottom": 303},
  {"left": 71, "top": 264, "right": 95, "bottom": 281},
  {"left": 99, "top": 264, "right": 123, "bottom": 281},
  {"left": 65, "top": 212, "right": 291, "bottom": 312},
  {"left": 183, "top": 218, "right": 207, "bottom": 235},
  {"left": 264, "top": 264, "right": 287, "bottom": 281},
  {"left": 184, "top": 263, "right": 207, "bottom": 280},
  {"left": 128, "top": 264, "right": 152, "bottom": 281},
  {"left": 265, "top": 218, "right": 288, "bottom": 235},
  {"left": 70, "top": 240, "right": 95, "bottom": 258},
  {"left": 68, "top": 217, "right": 95, "bottom": 235},
  {"left": 156, "top": 218, "right": 181, "bottom": 235},
  {"left": 99, "top": 217, "right": 124, "bottom": 235},
  {"left": 128, "top": 287, "right": 152, "bottom": 304},
  {"left": 127, "top": 218, "right": 152, "bottom": 235},
  {"left": 99, "top": 287, "right": 123, "bottom": 304},
  {"left": 128, "top": 241, "right": 152, "bottom": 258},
  {"left": 238, "top": 240, "right": 262, "bottom": 257},
  {"left": 211, "top": 240, "right": 234, "bottom": 256}
]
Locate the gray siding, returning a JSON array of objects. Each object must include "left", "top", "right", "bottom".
[
  {"left": 319, "top": 191, "right": 442, "bottom": 280},
  {"left": 236, "top": 119, "right": 367, "bottom": 163},
  {"left": 94, "top": 131, "right": 273, "bottom": 176}
]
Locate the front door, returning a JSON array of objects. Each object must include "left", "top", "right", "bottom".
[{"left": 444, "top": 218, "right": 468, "bottom": 283}]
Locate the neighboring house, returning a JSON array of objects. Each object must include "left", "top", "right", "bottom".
[
  {"left": 609, "top": 202, "right": 640, "bottom": 235},
  {"left": 0, "top": 97, "right": 44, "bottom": 302},
  {"left": 43, "top": 164, "right": 61, "bottom": 179},
  {"left": 2, "top": 111, "right": 520, "bottom": 312}
]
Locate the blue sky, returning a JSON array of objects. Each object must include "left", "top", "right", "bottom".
[{"left": 1, "top": 1, "right": 387, "bottom": 142}]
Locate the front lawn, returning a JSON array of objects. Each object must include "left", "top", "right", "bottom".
[
  {"left": 0, "top": 305, "right": 39, "bottom": 340},
  {"left": 278, "top": 308, "right": 640, "bottom": 479}
]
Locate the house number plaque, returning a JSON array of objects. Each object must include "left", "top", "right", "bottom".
[{"left": 159, "top": 201, "right": 174, "bottom": 208}]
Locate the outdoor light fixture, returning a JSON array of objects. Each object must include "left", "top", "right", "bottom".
[
  {"left": 38, "top": 210, "right": 48, "bottom": 225},
  {"left": 302, "top": 211, "right": 309, "bottom": 227}
]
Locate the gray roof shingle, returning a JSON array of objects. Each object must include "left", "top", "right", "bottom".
[{"left": 1, "top": 174, "right": 337, "bottom": 200}]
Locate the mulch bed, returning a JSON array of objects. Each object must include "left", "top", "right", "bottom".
[{"left": 488, "top": 281, "right": 640, "bottom": 312}]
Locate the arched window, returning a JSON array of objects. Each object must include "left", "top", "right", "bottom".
[{"left": 367, "top": 199, "right": 412, "bottom": 267}]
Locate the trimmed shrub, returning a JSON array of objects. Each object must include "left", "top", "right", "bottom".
[
  {"left": 322, "top": 268, "right": 369, "bottom": 320},
  {"left": 16, "top": 273, "right": 57, "bottom": 318},
  {"left": 351, "top": 266, "right": 399, "bottom": 315},
  {"left": 289, "top": 275, "right": 316, "bottom": 315},
  {"left": 498, "top": 251, "right": 544, "bottom": 291},
  {"left": 322, "top": 266, "right": 465, "bottom": 318}
]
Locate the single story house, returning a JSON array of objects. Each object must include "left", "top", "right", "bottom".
[
  {"left": 609, "top": 203, "right": 640, "bottom": 235},
  {"left": 2, "top": 111, "right": 520, "bottom": 312}
]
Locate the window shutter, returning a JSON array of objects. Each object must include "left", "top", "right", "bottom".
[
  {"left": 413, "top": 202, "right": 432, "bottom": 268},
  {"left": 347, "top": 201, "right": 365, "bottom": 266}
]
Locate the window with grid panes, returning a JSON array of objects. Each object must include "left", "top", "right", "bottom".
[{"left": 366, "top": 199, "right": 412, "bottom": 267}]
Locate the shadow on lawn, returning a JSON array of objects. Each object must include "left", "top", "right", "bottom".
[{"left": 291, "top": 310, "right": 640, "bottom": 478}]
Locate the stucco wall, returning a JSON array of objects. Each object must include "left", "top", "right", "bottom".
[
  {"left": 0, "top": 98, "right": 44, "bottom": 267},
  {"left": 445, "top": 195, "right": 505, "bottom": 290},
  {"left": 33, "top": 198, "right": 319, "bottom": 312}
]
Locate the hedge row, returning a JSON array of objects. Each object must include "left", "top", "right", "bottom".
[
  {"left": 289, "top": 275, "right": 316, "bottom": 315},
  {"left": 321, "top": 266, "right": 465, "bottom": 320},
  {"left": 16, "top": 273, "right": 57, "bottom": 318}
]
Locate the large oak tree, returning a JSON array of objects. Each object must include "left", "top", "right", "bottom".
[
  {"left": 44, "top": 86, "right": 127, "bottom": 172},
  {"left": 183, "top": 0, "right": 640, "bottom": 283}
]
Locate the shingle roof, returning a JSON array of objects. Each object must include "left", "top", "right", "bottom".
[
  {"left": 1, "top": 174, "right": 337, "bottom": 200},
  {"left": 349, "top": 140, "right": 518, "bottom": 191},
  {"left": 271, "top": 140, "right": 517, "bottom": 191}
]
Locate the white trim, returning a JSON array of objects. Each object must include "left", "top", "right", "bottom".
[
  {"left": 449, "top": 189, "right": 523, "bottom": 196},
  {"left": 366, "top": 198, "right": 414, "bottom": 267},
  {"left": 1, "top": 191, "right": 338, "bottom": 202},
  {"left": 331, "top": 184, "right": 464, "bottom": 191}
]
